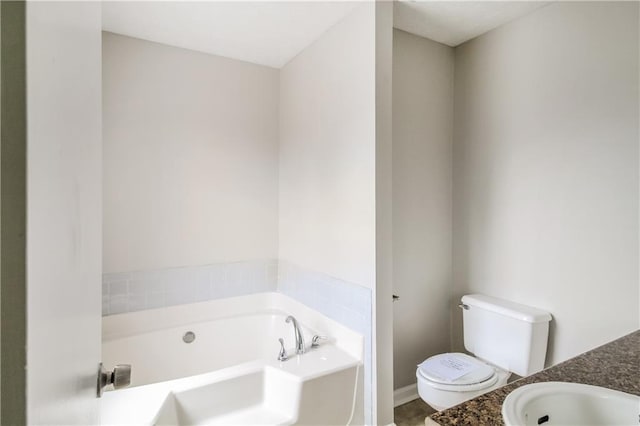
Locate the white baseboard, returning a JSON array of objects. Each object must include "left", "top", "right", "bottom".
[{"left": 393, "top": 383, "right": 419, "bottom": 407}]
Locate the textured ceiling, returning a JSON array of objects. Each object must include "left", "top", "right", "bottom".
[
  {"left": 103, "top": 1, "right": 552, "bottom": 68},
  {"left": 394, "top": 1, "right": 550, "bottom": 46},
  {"left": 102, "top": 1, "right": 359, "bottom": 68}
]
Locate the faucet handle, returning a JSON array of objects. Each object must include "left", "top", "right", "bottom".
[
  {"left": 311, "top": 335, "right": 328, "bottom": 348},
  {"left": 278, "top": 338, "right": 288, "bottom": 361}
]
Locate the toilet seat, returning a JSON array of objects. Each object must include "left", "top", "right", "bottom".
[
  {"left": 417, "top": 353, "right": 502, "bottom": 392},
  {"left": 416, "top": 358, "right": 511, "bottom": 411}
]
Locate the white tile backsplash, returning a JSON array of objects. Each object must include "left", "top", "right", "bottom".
[{"left": 102, "top": 259, "right": 278, "bottom": 315}]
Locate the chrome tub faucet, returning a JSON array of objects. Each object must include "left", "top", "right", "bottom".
[{"left": 285, "top": 315, "right": 306, "bottom": 354}]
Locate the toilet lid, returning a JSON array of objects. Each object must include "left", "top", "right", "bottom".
[{"left": 418, "top": 353, "right": 496, "bottom": 385}]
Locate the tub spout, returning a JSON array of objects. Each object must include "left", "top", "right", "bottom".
[{"left": 285, "top": 315, "right": 306, "bottom": 354}]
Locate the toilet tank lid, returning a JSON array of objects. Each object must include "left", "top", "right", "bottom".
[{"left": 462, "top": 294, "right": 552, "bottom": 323}]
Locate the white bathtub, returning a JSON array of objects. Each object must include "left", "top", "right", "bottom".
[{"left": 101, "top": 292, "right": 364, "bottom": 425}]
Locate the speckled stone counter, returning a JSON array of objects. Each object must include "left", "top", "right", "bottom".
[{"left": 427, "top": 330, "right": 640, "bottom": 426}]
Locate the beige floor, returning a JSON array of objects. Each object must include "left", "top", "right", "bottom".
[{"left": 394, "top": 398, "right": 436, "bottom": 426}]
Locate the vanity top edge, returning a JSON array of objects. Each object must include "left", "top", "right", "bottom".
[{"left": 428, "top": 329, "right": 640, "bottom": 426}]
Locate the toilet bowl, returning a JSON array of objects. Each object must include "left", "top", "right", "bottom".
[
  {"left": 416, "top": 352, "right": 511, "bottom": 411},
  {"left": 414, "top": 294, "right": 552, "bottom": 411}
]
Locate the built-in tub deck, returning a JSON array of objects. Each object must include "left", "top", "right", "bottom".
[{"left": 101, "top": 293, "right": 364, "bottom": 425}]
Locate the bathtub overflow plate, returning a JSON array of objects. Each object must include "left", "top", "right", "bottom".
[{"left": 183, "top": 331, "right": 196, "bottom": 343}]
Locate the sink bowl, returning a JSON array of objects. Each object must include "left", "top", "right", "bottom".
[{"left": 502, "top": 382, "right": 640, "bottom": 426}]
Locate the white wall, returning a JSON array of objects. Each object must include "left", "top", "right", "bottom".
[
  {"left": 278, "top": 4, "right": 378, "bottom": 423},
  {"left": 392, "top": 29, "right": 454, "bottom": 390},
  {"left": 452, "top": 2, "right": 639, "bottom": 365},
  {"left": 278, "top": 4, "right": 376, "bottom": 289},
  {"left": 26, "top": 2, "right": 102, "bottom": 423},
  {"left": 375, "top": 3, "right": 394, "bottom": 424},
  {"left": 103, "top": 33, "right": 279, "bottom": 274}
]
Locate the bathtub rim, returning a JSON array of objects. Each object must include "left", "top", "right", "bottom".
[{"left": 102, "top": 291, "right": 364, "bottom": 362}]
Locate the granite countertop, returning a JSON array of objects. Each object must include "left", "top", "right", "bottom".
[{"left": 427, "top": 330, "right": 640, "bottom": 426}]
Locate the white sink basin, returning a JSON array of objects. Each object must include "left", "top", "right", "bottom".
[{"left": 502, "top": 382, "right": 640, "bottom": 426}]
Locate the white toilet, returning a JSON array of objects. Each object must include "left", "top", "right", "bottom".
[{"left": 416, "top": 294, "right": 552, "bottom": 411}]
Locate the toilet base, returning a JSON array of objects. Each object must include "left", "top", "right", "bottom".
[{"left": 417, "top": 369, "right": 510, "bottom": 411}]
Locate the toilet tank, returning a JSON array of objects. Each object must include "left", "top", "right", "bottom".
[{"left": 461, "top": 294, "right": 552, "bottom": 377}]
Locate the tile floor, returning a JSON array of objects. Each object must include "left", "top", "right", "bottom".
[{"left": 394, "top": 398, "right": 436, "bottom": 426}]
